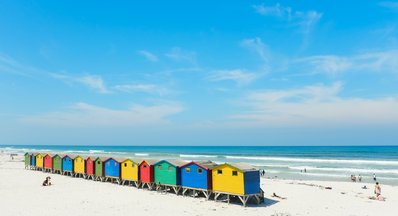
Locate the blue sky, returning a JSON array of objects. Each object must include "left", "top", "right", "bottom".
[{"left": 1, "top": 1, "right": 398, "bottom": 145}]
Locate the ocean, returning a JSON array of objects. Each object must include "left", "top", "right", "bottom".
[{"left": 1, "top": 145, "right": 397, "bottom": 185}]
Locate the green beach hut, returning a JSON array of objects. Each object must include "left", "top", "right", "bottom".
[
  {"left": 94, "top": 157, "right": 107, "bottom": 181},
  {"left": 24, "top": 152, "right": 31, "bottom": 169},
  {"left": 153, "top": 159, "right": 186, "bottom": 194},
  {"left": 52, "top": 154, "right": 63, "bottom": 174}
]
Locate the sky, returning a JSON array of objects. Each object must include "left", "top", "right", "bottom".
[{"left": 0, "top": 0, "right": 398, "bottom": 146}]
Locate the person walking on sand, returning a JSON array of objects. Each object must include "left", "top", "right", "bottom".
[
  {"left": 374, "top": 182, "right": 382, "bottom": 198},
  {"left": 373, "top": 173, "right": 377, "bottom": 181}
]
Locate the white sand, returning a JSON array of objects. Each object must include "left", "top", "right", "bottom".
[{"left": 0, "top": 154, "right": 396, "bottom": 216}]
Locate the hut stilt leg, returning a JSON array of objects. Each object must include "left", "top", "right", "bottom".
[{"left": 227, "top": 194, "right": 230, "bottom": 204}]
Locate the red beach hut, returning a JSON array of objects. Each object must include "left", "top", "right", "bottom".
[
  {"left": 85, "top": 156, "right": 95, "bottom": 180},
  {"left": 43, "top": 154, "right": 53, "bottom": 172},
  {"left": 139, "top": 159, "right": 159, "bottom": 189}
]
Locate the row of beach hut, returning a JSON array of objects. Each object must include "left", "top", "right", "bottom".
[{"left": 24, "top": 152, "right": 263, "bottom": 206}]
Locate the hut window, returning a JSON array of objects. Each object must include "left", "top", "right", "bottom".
[
  {"left": 217, "top": 169, "right": 222, "bottom": 175},
  {"left": 124, "top": 163, "right": 127, "bottom": 167},
  {"left": 97, "top": 161, "right": 100, "bottom": 164},
  {"left": 232, "top": 171, "right": 238, "bottom": 176},
  {"left": 197, "top": 168, "right": 203, "bottom": 174},
  {"left": 132, "top": 164, "right": 135, "bottom": 168},
  {"left": 185, "top": 167, "right": 190, "bottom": 172},
  {"left": 168, "top": 166, "right": 172, "bottom": 170},
  {"left": 143, "top": 165, "right": 147, "bottom": 168},
  {"left": 158, "top": 165, "right": 162, "bottom": 170}
]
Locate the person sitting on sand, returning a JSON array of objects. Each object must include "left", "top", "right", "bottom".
[
  {"left": 271, "top": 192, "right": 286, "bottom": 200},
  {"left": 42, "top": 176, "right": 52, "bottom": 186}
]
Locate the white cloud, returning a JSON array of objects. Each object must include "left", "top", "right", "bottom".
[
  {"left": 165, "top": 47, "right": 196, "bottom": 64},
  {"left": 20, "top": 102, "right": 183, "bottom": 127},
  {"left": 50, "top": 73, "right": 110, "bottom": 94},
  {"left": 113, "top": 84, "right": 170, "bottom": 95},
  {"left": 207, "top": 69, "right": 259, "bottom": 86},
  {"left": 0, "top": 53, "right": 43, "bottom": 77},
  {"left": 138, "top": 50, "right": 159, "bottom": 62},
  {"left": 241, "top": 37, "right": 269, "bottom": 62},
  {"left": 296, "top": 50, "right": 398, "bottom": 75},
  {"left": 78, "top": 75, "right": 109, "bottom": 93},
  {"left": 253, "top": 3, "right": 292, "bottom": 18},
  {"left": 230, "top": 82, "right": 398, "bottom": 126},
  {"left": 253, "top": 3, "right": 322, "bottom": 45}
]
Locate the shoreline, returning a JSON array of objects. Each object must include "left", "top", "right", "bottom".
[{"left": 1, "top": 153, "right": 397, "bottom": 216}]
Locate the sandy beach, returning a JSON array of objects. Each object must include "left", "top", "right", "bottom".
[{"left": 0, "top": 153, "right": 396, "bottom": 216}]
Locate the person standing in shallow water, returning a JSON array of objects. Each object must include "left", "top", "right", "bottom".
[{"left": 373, "top": 173, "right": 377, "bottom": 181}]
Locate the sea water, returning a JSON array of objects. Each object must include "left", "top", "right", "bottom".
[{"left": 1, "top": 145, "right": 397, "bottom": 185}]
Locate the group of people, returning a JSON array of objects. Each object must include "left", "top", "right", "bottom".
[
  {"left": 350, "top": 174, "right": 362, "bottom": 182},
  {"left": 349, "top": 173, "right": 384, "bottom": 201},
  {"left": 350, "top": 173, "right": 377, "bottom": 182}
]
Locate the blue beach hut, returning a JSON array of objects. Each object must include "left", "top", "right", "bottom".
[
  {"left": 104, "top": 157, "right": 123, "bottom": 182},
  {"left": 180, "top": 161, "right": 217, "bottom": 190},
  {"left": 62, "top": 155, "right": 73, "bottom": 175},
  {"left": 31, "top": 153, "right": 36, "bottom": 168}
]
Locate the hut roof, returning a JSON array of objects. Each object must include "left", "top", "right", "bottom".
[
  {"left": 154, "top": 159, "right": 187, "bottom": 167},
  {"left": 181, "top": 160, "right": 218, "bottom": 170},
  {"left": 121, "top": 158, "right": 141, "bottom": 164},
  {"left": 104, "top": 157, "right": 126, "bottom": 163},
  {"left": 94, "top": 156, "right": 109, "bottom": 161},
  {"left": 213, "top": 162, "right": 258, "bottom": 172},
  {"left": 62, "top": 154, "right": 73, "bottom": 159},
  {"left": 140, "top": 159, "right": 160, "bottom": 165}
]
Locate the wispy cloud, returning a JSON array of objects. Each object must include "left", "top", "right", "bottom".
[
  {"left": 20, "top": 102, "right": 183, "bottom": 127},
  {"left": 165, "top": 47, "right": 196, "bottom": 64},
  {"left": 253, "top": 3, "right": 322, "bottom": 46},
  {"left": 241, "top": 37, "right": 269, "bottom": 62},
  {"left": 0, "top": 53, "right": 43, "bottom": 77},
  {"left": 230, "top": 82, "right": 398, "bottom": 126},
  {"left": 50, "top": 73, "right": 110, "bottom": 94},
  {"left": 253, "top": 3, "right": 292, "bottom": 18},
  {"left": 138, "top": 50, "right": 159, "bottom": 62},
  {"left": 295, "top": 50, "right": 398, "bottom": 76},
  {"left": 113, "top": 84, "right": 170, "bottom": 96},
  {"left": 207, "top": 69, "right": 259, "bottom": 86},
  {"left": 379, "top": 1, "right": 398, "bottom": 10}
]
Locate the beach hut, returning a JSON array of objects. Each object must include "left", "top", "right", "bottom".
[
  {"left": 52, "top": 154, "right": 62, "bottom": 174},
  {"left": 73, "top": 155, "right": 85, "bottom": 178},
  {"left": 120, "top": 158, "right": 140, "bottom": 186},
  {"left": 43, "top": 154, "right": 53, "bottom": 172},
  {"left": 212, "top": 163, "right": 262, "bottom": 206},
  {"left": 94, "top": 157, "right": 107, "bottom": 181},
  {"left": 85, "top": 156, "right": 95, "bottom": 180},
  {"left": 153, "top": 159, "right": 186, "bottom": 194},
  {"left": 104, "top": 157, "right": 123, "bottom": 183},
  {"left": 180, "top": 161, "right": 217, "bottom": 199},
  {"left": 24, "top": 152, "right": 31, "bottom": 169},
  {"left": 35, "top": 153, "right": 44, "bottom": 171},
  {"left": 30, "top": 153, "right": 36, "bottom": 169},
  {"left": 139, "top": 159, "right": 159, "bottom": 189},
  {"left": 62, "top": 155, "right": 73, "bottom": 176}
]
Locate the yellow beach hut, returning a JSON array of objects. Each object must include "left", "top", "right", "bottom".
[
  {"left": 212, "top": 162, "right": 262, "bottom": 206},
  {"left": 120, "top": 158, "right": 140, "bottom": 186},
  {"left": 35, "top": 153, "right": 44, "bottom": 171},
  {"left": 73, "top": 155, "right": 85, "bottom": 178}
]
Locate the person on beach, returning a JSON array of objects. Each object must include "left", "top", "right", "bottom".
[
  {"left": 358, "top": 174, "right": 362, "bottom": 182},
  {"left": 373, "top": 182, "right": 385, "bottom": 201},
  {"left": 373, "top": 173, "right": 377, "bottom": 181},
  {"left": 42, "top": 176, "right": 52, "bottom": 186}
]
